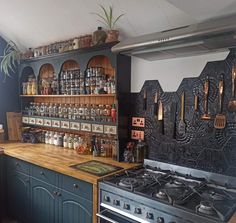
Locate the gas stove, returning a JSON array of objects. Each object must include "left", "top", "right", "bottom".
[{"left": 97, "top": 160, "right": 236, "bottom": 223}]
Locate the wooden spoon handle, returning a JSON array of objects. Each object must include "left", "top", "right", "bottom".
[
  {"left": 219, "top": 79, "right": 224, "bottom": 113},
  {"left": 204, "top": 78, "right": 209, "bottom": 113},
  {"left": 181, "top": 92, "right": 185, "bottom": 121}
]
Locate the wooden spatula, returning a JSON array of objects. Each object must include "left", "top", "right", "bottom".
[
  {"left": 158, "top": 100, "right": 164, "bottom": 134},
  {"left": 201, "top": 77, "right": 211, "bottom": 120},
  {"left": 214, "top": 77, "right": 226, "bottom": 129},
  {"left": 178, "top": 92, "right": 186, "bottom": 135}
]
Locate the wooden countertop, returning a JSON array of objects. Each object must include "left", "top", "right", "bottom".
[
  {"left": 0, "top": 142, "right": 139, "bottom": 185},
  {"left": 229, "top": 214, "right": 236, "bottom": 223}
]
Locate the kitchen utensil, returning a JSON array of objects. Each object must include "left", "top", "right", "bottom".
[
  {"left": 158, "top": 100, "right": 164, "bottom": 134},
  {"left": 143, "top": 89, "right": 147, "bottom": 111},
  {"left": 228, "top": 71, "right": 236, "bottom": 112},
  {"left": 194, "top": 95, "right": 198, "bottom": 112},
  {"left": 170, "top": 102, "right": 177, "bottom": 139},
  {"left": 201, "top": 77, "right": 211, "bottom": 120},
  {"left": 154, "top": 91, "right": 160, "bottom": 117},
  {"left": 178, "top": 92, "right": 186, "bottom": 135},
  {"left": 214, "top": 76, "right": 226, "bottom": 129}
]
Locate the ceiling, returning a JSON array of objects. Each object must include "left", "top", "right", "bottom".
[{"left": 0, "top": 0, "right": 236, "bottom": 50}]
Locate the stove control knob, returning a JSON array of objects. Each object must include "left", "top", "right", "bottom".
[
  {"left": 157, "top": 217, "right": 165, "bottom": 223},
  {"left": 123, "top": 203, "right": 130, "bottom": 210},
  {"left": 104, "top": 195, "right": 110, "bottom": 202},
  {"left": 135, "top": 207, "right": 142, "bottom": 214},
  {"left": 146, "top": 212, "right": 154, "bottom": 219},
  {"left": 113, "top": 199, "right": 120, "bottom": 206}
]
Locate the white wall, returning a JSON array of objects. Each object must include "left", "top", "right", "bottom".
[{"left": 131, "top": 50, "right": 229, "bottom": 92}]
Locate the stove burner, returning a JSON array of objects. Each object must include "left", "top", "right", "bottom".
[
  {"left": 173, "top": 179, "right": 185, "bottom": 187},
  {"left": 119, "top": 178, "right": 138, "bottom": 189},
  {"left": 155, "top": 189, "right": 168, "bottom": 200},
  {"left": 198, "top": 201, "right": 216, "bottom": 215}
]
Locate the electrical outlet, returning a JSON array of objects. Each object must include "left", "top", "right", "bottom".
[
  {"left": 131, "top": 130, "right": 144, "bottom": 140},
  {"left": 132, "top": 117, "right": 145, "bottom": 127}
]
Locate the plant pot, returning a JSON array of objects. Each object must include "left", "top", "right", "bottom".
[{"left": 106, "top": 30, "right": 119, "bottom": 43}]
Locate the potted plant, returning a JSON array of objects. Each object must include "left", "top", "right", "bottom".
[
  {"left": 93, "top": 5, "right": 124, "bottom": 43},
  {"left": 0, "top": 40, "right": 21, "bottom": 79}
]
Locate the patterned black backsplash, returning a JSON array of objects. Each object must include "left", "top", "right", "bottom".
[{"left": 130, "top": 50, "right": 236, "bottom": 177}]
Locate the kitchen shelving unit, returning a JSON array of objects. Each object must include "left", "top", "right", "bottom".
[{"left": 19, "top": 42, "right": 131, "bottom": 161}]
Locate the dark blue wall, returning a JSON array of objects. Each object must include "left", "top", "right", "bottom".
[{"left": 0, "top": 36, "right": 20, "bottom": 139}]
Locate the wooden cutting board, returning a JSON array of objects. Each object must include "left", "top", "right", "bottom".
[{"left": 6, "top": 112, "right": 22, "bottom": 141}]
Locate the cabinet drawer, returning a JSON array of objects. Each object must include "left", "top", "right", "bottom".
[
  {"left": 31, "top": 165, "right": 57, "bottom": 185},
  {"left": 59, "top": 174, "right": 92, "bottom": 201},
  {"left": 36, "top": 118, "right": 44, "bottom": 126},
  {"left": 7, "top": 157, "right": 30, "bottom": 174}
]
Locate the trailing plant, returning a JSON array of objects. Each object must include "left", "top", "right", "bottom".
[
  {"left": 0, "top": 40, "right": 21, "bottom": 78},
  {"left": 92, "top": 5, "right": 124, "bottom": 30}
]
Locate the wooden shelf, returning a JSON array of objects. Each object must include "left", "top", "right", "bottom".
[{"left": 20, "top": 94, "right": 115, "bottom": 98}]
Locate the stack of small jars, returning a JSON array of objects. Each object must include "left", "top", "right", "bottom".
[
  {"left": 22, "top": 75, "right": 38, "bottom": 95},
  {"left": 25, "top": 102, "right": 116, "bottom": 123},
  {"left": 59, "top": 67, "right": 116, "bottom": 95}
]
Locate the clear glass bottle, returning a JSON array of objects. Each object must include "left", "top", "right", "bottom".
[
  {"left": 63, "top": 133, "right": 69, "bottom": 148},
  {"left": 58, "top": 103, "right": 63, "bottom": 118},
  {"left": 68, "top": 104, "right": 73, "bottom": 119},
  {"left": 62, "top": 104, "right": 68, "bottom": 119},
  {"left": 68, "top": 134, "right": 74, "bottom": 149},
  {"left": 54, "top": 132, "right": 58, "bottom": 145}
]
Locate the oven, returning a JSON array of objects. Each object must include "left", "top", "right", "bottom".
[{"left": 97, "top": 207, "right": 139, "bottom": 223}]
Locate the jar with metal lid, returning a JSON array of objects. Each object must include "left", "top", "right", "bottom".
[
  {"left": 44, "top": 103, "right": 49, "bottom": 117},
  {"left": 73, "top": 136, "right": 79, "bottom": 150},
  {"left": 49, "top": 131, "right": 54, "bottom": 145},
  {"left": 63, "top": 133, "right": 69, "bottom": 148},
  {"left": 68, "top": 134, "right": 74, "bottom": 149},
  {"left": 62, "top": 104, "right": 68, "bottom": 119},
  {"left": 95, "top": 104, "right": 101, "bottom": 121},
  {"left": 22, "top": 82, "right": 28, "bottom": 95},
  {"left": 90, "top": 104, "right": 96, "bottom": 121},
  {"left": 72, "top": 104, "right": 78, "bottom": 120},
  {"left": 52, "top": 103, "right": 58, "bottom": 118},
  {"left": 45, "top": 131, "right": 49, "bottom": 144},
  {"left": 54, "top": 132, "right": 58, "bottom": 145},
  {"left": 40, "top": 103, "right": 45, "bottom": 116},
  {"left": 27, "top": 81, "right": 32, "bottom": 95},
  {"left": 31, "top": 78, "right": 38, "bottom": 95},
  {"left": 78, "top": 104, "right": 85, "bottom": 119},
  {"left": 84, "top": 104, "right": 90, "bottom": 120},
  {"left": 57, "top": 133, "right": 64, "bottom": 147},
  {"left": 68, "top": 104, "right": 73, "bottom": 119}
]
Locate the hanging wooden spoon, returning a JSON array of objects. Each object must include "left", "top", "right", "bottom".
[
  {"left": 201, "top": 77, "right": 211, "bottom": 120},
  {"left": 228, "top": 71, "right": 236, "bottom": 112},
  {"left": 214, "top": 75, "right": 226, "bottom": 129}
]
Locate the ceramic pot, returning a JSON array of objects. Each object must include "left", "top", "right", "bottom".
[
  {"left": 106, "top": 30, "right": 119, "bottom": 43},
  {"left": 92, "top": 27, "right": 107, "bottom": 45}
]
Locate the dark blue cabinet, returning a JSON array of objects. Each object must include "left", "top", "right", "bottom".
[
  {"left": 6, "top": 171, "right": 30, "bottom": 223},
  {"left": 6, "top": 157, "right": 93, "bottom": 223},
  {"left": 0, "top": 155, "right": 4, "bottom": 221},
  {"left": 59, "top": 190, "right": 93, "bottom": 223},
  {"left": 31, "top": 178, "right": 58, "bottom": 223}
]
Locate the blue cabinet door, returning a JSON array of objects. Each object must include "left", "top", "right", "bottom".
[
  {"left": 0, "top": 156, "right": 4, "bottom": 221},
  {"left": 6, "top": 171, "right": 30, "bottom": 223},
  {"left": 59, "top": 190, "right": 93, "bottom": 223},
  {"left": 31, "top": 178, "right": 58, "bottom": 223}
]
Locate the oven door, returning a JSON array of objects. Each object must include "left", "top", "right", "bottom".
[{"left": 97, "top": 209, "right": 140, "bottom": 223}]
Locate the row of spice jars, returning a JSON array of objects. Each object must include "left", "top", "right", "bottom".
[
  {"left": 38, "top": 129, "right": 117, "bottom": 158},
  {"left": 59, "top": 67, "right": 115, "bottom": 95},
  {"left": 21, "top": 35, "right": 92, "bottom": 59},
  {"left": 25, "top": 102, "right": 117, "bottom": 122}
]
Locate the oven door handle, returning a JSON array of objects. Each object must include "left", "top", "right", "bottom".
[{"left": 96, "top": 210, "right": 119, "bottom": 223}]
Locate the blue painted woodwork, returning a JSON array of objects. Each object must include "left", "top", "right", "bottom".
[
  {"left": 5, "top": 157, "right": 93, "bottom": 223},
  {"left": 31, "top": 178, "right": 58, "bottom": 223},
  {"left": 0, "top": 37, "right": 20, "bottom": 139},
  {"left": 58, "top": 189, "right": 93, "bottom": 223}
]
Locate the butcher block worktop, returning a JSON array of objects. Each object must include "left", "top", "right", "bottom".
[
  {"left": 1, "top": 142, "right": 236, "bottom": 223},
  {"left": 0, "top": 142, "right": 138, "bottom": 185}
]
